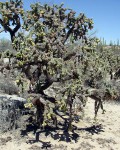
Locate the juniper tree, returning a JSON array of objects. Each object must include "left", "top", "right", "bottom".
[{"left": 0, "top": 0, "right": 119, "bottom": 131}]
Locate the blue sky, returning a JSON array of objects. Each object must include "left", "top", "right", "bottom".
[{"left": 0, "top": 0, "right": 120, "bottom": 44}]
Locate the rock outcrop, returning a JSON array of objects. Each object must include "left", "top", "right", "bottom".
[{"left": 0, "top": 94, "right": 27, "bottom": 132}]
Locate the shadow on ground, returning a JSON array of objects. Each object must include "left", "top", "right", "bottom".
[{"left": 20, "top": 118, "right": 104, "bottom": 149}]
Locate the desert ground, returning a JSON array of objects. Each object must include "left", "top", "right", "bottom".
[{"left": 0, "top": 98, "right": 120, "bottom": 150}]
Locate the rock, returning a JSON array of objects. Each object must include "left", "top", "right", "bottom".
[
  {"left": 3, "top": 58, "right": 9, "bottom": 64},
  {"left": 0, "top": 94, "right": 27, "bottom": 132},
  {"left": 0, "top": 94, "right": 26, "bottom": 109},
  {"left": 44, "top": 82, "right": 59, "bottom": 97},
  {"left": 0, "top": 76, "right": 19, "bottom": 95}
]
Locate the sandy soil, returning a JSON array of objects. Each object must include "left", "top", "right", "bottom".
[{"left": 0, "top": 98, "right": 120, "bottom": 150}]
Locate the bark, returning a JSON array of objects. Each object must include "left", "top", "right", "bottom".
[{"left": 66, "top": 94, "right": 73, "bottom": 132}]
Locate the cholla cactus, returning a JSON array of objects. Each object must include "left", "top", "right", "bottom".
[
  {"left": 0, "top": 0, "right": 23, "bottom": 41},
  {"left": 0, "top": 0, "right": 119, "bottom": 131}
]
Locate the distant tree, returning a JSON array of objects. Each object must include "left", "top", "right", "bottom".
[
  {"left": 109, "top": 40, "right": 113, "bottom": 46},
  {"left": 102, "top": 37, "right": 106, "bottom": 46},
  {"left": 117, "top": 39, "right": 120, "bottom": 46}
]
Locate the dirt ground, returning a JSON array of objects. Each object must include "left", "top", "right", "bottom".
[{"left": 0, "top": 98, "right": 120, "bottom": 150}]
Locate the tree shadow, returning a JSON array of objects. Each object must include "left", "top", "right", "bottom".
[
  {"left": 51, "top": 130, "right": 79, "bottom": 143},
  {"left": 20, "top": 110, "right": 104, "bottom": 148},
  {"left": 27, "top": 136, "right": 52, "bottom": 149},
  {"left": 20, "top": 123, "right": 38, "bottom": 136},
  {"left": 77, "top": 124, "right": 104, "bottom": 135},
  {"left": 21, "top": 120, "right": 104, "bottom": 148},
  {"left": 27, "top": 126, "right": 79, "bottom": 148}
]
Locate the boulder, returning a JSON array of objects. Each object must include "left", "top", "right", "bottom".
[
  {"left": 0, "top": 94, "right": 27, "bottom": 109},
  {"left": 0, "top": 94, "right": 27, "bottom": 132},
  {"left": 0, "top": 76, "right": 19, "bottom": 95}
]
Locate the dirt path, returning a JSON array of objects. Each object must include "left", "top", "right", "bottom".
[{"left": 0, "top": 99, "right": 120, "bottom": 150}]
